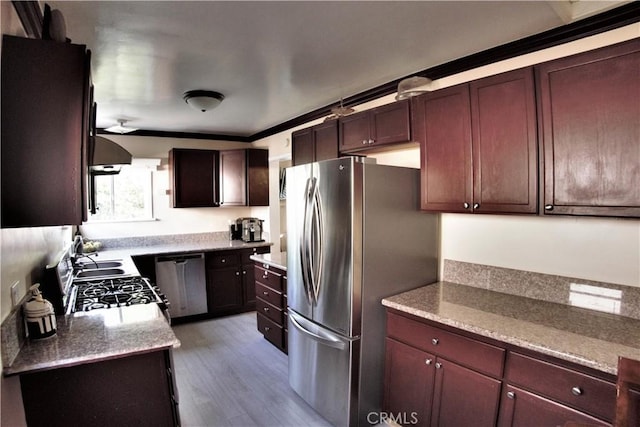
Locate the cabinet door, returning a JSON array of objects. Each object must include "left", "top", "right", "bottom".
[
  {"left": 292, "top": 128, "right": 314, "bottom": 166},
  {"left": 413, "top": 85, "right": 472, "bottom": 212},
  {"left": 498, "top": 385, "right": 608, "bottom": 427},
  {"left": 339, "top": 110, "right": 371, "bottom": 152},
  {"left": 384, "top": 338, "right": 434, "bottom": 427},
  {"left": 246, "top": 149, "right": 269, "bottom": 206},
  {"left": 370, "top": 99, "right": 411, "bottom": 146},
  {"left": 431, "top": 358, "right": 501, "bottom": 427},
  {"left": 219, "top": 149, "right": 246, "bottom": 206},
  {"left": 207, "top": 267, "right": 243, "bottom": 313},
  {"left": 537, "top": 39, "right": 640, "bottom": 217},
  {"left": 242, "top": 262, "right": 256, "bottom": 307},
  {"left": 170, "top": 149, "right": 218, "bottom": 207},
  {"left": 470, "top": 68, "right": 538, "bottom": 214},
  {"left": 1, "top": 36, "right": 88, "bottom": 227},
  {"left": 313, "top": 120, "right": 339, "bottom": 162}
]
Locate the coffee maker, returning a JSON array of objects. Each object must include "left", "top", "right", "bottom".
[{"left": 230, "top": 217, "right": 264, "bottom": 242}]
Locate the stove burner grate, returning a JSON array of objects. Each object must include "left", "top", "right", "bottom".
[{"left": 71, "top": 277, "right": 161, "bottom": 312}]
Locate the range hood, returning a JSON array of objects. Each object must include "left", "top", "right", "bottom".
[{"left": 90, "top": 135, "right": 132, "bottom": 174}]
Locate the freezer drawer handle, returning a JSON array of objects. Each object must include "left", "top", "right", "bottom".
[{"left": 289, "top": 311, "right": 349, "bottom": 350}]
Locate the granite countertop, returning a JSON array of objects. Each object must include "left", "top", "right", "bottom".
[
  {"left": 97, "top": 239, "right": 272, "bottom": 259},
  {"left": 382, "top": 282, "right": 640, "bottom": 375},
  {"left": 250, "top": 252, "right": 287, "bottom": 270},
  {"left": 4, "top": 304, "right": 179, "bottom": 376}
]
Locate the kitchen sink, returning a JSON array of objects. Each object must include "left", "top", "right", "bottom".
[
  {"left": 75, "top": 268, "right": 126, "bottom": 278},
  {"left": 76, "top": 260, "right": 123, "bottom": 269}
]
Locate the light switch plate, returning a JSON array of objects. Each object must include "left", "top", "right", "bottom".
[{"left": 10, "top": 281, "right": 20, "bottom": 307}]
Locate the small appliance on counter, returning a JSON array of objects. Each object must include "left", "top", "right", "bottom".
[
  {"left": 230, "top": 217, "right": 264, "bottom": 242},
  {"left": 23, "top": 284, "right": 57, "bottom": 339}
]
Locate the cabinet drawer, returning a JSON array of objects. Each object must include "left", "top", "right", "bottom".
[
  {"left": 256, "top": 298, "right": 283, "bottom": 325},
  {"left": 207, "top": 252, "right": 241, "bottom": 269},
  {"left": 505, "top": 352, "right": 616, "bottom": 421},
  {"left": 256, "top": 282, "right": 282, "bottom": 307},
  {"left": 387, "top": 311, "right": 504, "bottom": 377},
  {"left": 257, "top": 313, "right": 284, "bottom": 348},
  {"left": 255, "top": 265, "right": 283, "bottom": 292}
]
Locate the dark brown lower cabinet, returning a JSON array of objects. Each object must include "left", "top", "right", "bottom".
[
  {"left": 384, "top": 338, "right": 500, "bottom": 427},
  {"left": 254, "top": 261, "right": 287, "bottom": 353},
  {"left": 20, "top": 349, "right": 179, "bottom": 427},
  {"left": 384, "top": 310, "right": 617, "bottom": 426},
  {"left": 498, "top": 385, "right": 608, "bottom": 426}
]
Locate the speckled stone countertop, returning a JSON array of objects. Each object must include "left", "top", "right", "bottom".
[
  {"left": 97, "top": 239, "right": 272, "bottom": 259},
  {"left": 382, "top": 282, "right": 640, "bottom": 375},
  {"left": 250, "top": 252, "right": 287, "bottom": 270},
  {"left": 4, "top": 304, "right": 179, "bottom": 376}
]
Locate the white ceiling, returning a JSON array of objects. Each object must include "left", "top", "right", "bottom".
[{"left": 47, "top": 1, "right": 628, "bottom": 138}]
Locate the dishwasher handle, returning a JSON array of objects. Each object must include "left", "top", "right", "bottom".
[{"left": 156, "top": 253, "right": 204, "bottom": 263}]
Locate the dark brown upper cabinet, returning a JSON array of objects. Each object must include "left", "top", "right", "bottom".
[
  {"left": 536, "top": 39, "right": 640, "bottom": 218},
  {"left": 169, "top": 148, "right": 219, "bottom": 208},
  {"left": 413, "top": 67, "right": 538, "bottom": 214},
  {"left": 1, "top": 35, "right": 91, "bottom": 228},
  {"left": 339, "top": 100, "right": 411, "bottom": 153},
  {"left": 219, "top": 149, "right": 269, "bottom": 206},
  {"left": 291, "top": 120, "right": 338, "bottom": 166}
]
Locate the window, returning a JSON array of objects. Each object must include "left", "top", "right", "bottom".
[{"left": 89, "top": 165, "right": 154, "bottom": 221}]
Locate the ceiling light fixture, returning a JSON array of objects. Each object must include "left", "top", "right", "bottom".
[
  {"left": 183, "top": 90, "right": 225, "bottom": 112},
  {"left": 395, "top": 76, "right": 432, "bottom": 100},
  {"left": 104, "top": 119, "right": 138, "bottom": 134}
]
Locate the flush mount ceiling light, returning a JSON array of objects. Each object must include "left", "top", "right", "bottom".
[
  {"left": 395, "top": 76, "right": 432, "bottom": 100},
  {"left": 183, "top": 90, "right": 225, "bottom": 112},
  {"left": 104, "top": 119, "right": 138, "bottom": 134}
]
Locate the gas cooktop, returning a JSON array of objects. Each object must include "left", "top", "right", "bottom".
[{"left": 68, "top": 276, "right": 165, "bottom": 313}]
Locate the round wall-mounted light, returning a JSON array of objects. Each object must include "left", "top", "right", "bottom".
[{"left": 183, "top": 90, "right": 225, "bottom": 112}]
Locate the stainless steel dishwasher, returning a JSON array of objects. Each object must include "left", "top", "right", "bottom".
[{"left": 155, "top": 253, "right": 207, "bottom": 318}]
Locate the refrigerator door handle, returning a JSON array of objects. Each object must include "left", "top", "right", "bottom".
[
  {"left": 300, "top": 177, "right": 315, "bottom": 305},
  {"left": 289, "top": 310, "right": 351, "bottom": 350},
  {"left": 309, "top": 177, "right": 324, "bottom": 303}
]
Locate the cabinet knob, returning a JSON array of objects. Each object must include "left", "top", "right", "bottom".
[
  {"left": 571, "top": 386, "right": 583, "bottom": 396},
  {"left": 264, "top": 326, "right": 270, "bottom": 332},
  {"left": 243, "top": 270, "right": 246, "bottom": 275},
  {"left": 473, "top": 203, "right": 480, "bottom": 209},
  {"left": 507, "top": 391, "right": 515, "bottom": 399},
  {"left": 368, "top": 139, "right": 375, "bottom": 144},
  {"left": 362, "top": 140, "right": 368, "bottom": 145},
  {"left": 425, "top": 358, "right": 433, "bottom": 365},
  {"left": 544, "top": 204, "right": 554, "bottom": 211},
  {"left": 263, "top": 307, "right": 269, "bottom": 312},
  {"left": 263, "top": 274, "right": 269, "bottom": 279},
  {"left": 221, "top": 259, "right": 226, "bottom": 263},
  {"left": 236, "top": 271, "right": 240, "bottom": 276},
  {"left": 435, "top": 362, "right": 442, "bottom": 369},
  {"left": 463, "top": 202, "right": 470, "bottom": 209},
  {"left": 262, "top": 264, "right": 269, "bottom": 269},
  {"left": 431, "top": 338, "right": 439, "bottom": 345},
  {"left": 263, "top": 291, "right": 269, "bottom": 296}
]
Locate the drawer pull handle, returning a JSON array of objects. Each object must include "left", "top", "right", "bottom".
[
  {"left": 263, "top": 291, "right": 269, "bottom": 296},
  {"left": 431, "top": 338, "right": 439, "bottom": 345},
  {"left": 263, "top": 307, "right": 269, "bottom": 312},
  {"left": 263, "top": 274, "right": 269, "bottom": 279},
  {"left": 425, "top": 359, "right": 433, "bottom": 365},
  {"left": 507, "top": 391, "right": 515, "bottom": 399},
  {"left": 435, "top": 362, "right": 442, "bottom": 369},
  {"left": 571, "top": 386, "right": 583, "bottom": 396},
  {"left": 264, "top": 326, "right": 270, "bottom": 332}
]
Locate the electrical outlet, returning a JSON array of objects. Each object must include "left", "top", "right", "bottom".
[{"left": 10, "top": 281, "right": 20, "bottom": 307}]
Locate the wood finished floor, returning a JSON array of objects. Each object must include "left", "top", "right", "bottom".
[{"left": 171, "top": 312, "right": 333, "bottom": 427}]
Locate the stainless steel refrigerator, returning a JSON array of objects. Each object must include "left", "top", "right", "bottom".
[{"left": 286, "top": 157, "right": 438, "bottom": 427}]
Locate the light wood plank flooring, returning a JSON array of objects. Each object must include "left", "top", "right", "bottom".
[{"left": 171, "top": 312, "right": 333, "bottom": 427}]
